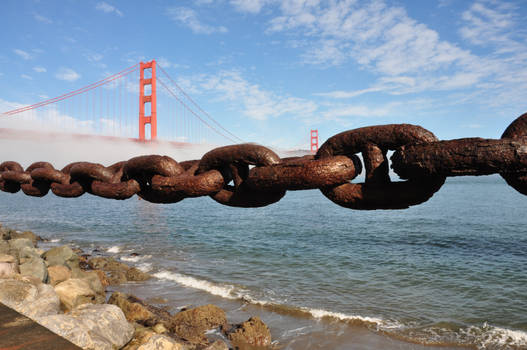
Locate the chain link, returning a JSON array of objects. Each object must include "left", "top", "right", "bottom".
[{"left": 2, "top": 112, "right": 527, "bottom": 210}]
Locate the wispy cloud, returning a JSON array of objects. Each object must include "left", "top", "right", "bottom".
[
  {"left": 248, "top": 0, "right": 527, "bottom": 110},
  {"left": 95, "top": 2, "right": 123, "bottom": 17},
  {"left": 21, "top": 74, "right": 33, "bottom": 80},
  {"left": 230, "top": 0, "right": 272, "bottom": 14},
  {"left": 33, "top": 13, "right": 52, "bottom": 24},
  {"left": 55, "top": 68, "right": 81, "bottom": 82},
  {"left": 13, "top": 49, "right": 32, "bottom": 60},
  {"left": 180, "top": 70, "right": 317, "bottom": 121},
  {"left": 166, "top": 7, "right": 227, "bottom": 34},
  {"left": 33, "top": 66, "right": 47, "bottom": 73}
]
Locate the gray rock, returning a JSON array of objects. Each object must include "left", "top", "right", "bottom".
[
  {"left": 11, "top": 231, "right": 41, "bottom": 246},
  {"left": 136, "top": 335, "right": 184, "bottom": 350},
  {"left": 0, "top": 240, "right": 9, "bottom": 254},
  {"left": 54, "top": 278, "right": 97, "bottom": 311},
  {"left": 72, "top": 269, "right": 106, "bottom": 295},
  {"left": 42, "top": 245, "right": 80, "bottom": 270},
  {"left": 19, "top": 257, "right": 48, "bottom": 282},
  {"left": 8, "top": 238, "right": 34, "bottom": 259},
  {"left": 19, "top": 246, "right": 43, "bottom": 263},
  {"left": 0, "top": 276, "right": 60, "bottom": 318},
  {"left": 36, "top": 304, "right": 134, "bottom": 350}
]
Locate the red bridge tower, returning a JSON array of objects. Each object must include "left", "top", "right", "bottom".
[
  {"left": 310, "top": 129, "right": 319, "bottom": 154},
  {"left": 139, "top": 60, "right": 157, "bottom": 141}
]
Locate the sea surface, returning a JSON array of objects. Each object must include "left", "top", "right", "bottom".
[{"left": 1, "top": 175, "right": 526, "bottom": 349}]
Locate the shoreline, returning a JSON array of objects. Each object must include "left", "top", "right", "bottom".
[
  {"left": 0, "top": 222, "right": 272, "bottom": 350},
  {"left": 1, "top": 221, "right": 476, "bottom": 350}
]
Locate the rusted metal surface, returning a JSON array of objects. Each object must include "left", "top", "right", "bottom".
[
  {"left": 2, "top": 113, "right": 527, "bottom": 210},
  {"left": 391, "top": 137, "right": 527, "bottom": 178},
  {"left": 315, "top": 124, "right": 446, "bottom": 209},
  {"left": 0, "top": 303, "right": 81, "bottom": 350}
]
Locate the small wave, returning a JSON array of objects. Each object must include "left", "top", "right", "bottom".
[
  {"left": 49, "top": 238, "right": 61, "bottom": 243},
  {"left": 306, "top": 308, "right": 386, "bottom": 326},
  {"left": 153, "top": 270, "right": 237, "bottom": 299},
  {"left": 137, "top": 262, "right": 153, "bottom": 273},
  {"left": 461, "top": 323, "right": 527, "bottom": 350},
  {"left": 106, "top": 246, "right": 121, "bottom": 253},
  {"left": 120, "top": 255, "right": 152, "bottom": 263}
]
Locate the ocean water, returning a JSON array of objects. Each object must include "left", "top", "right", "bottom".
[{"left": 1, "top": 175, "right": 526, "bottom": 349}]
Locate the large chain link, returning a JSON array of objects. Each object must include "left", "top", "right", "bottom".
[{"left": 2, "top": 113, "right": 527, "bottom": 210}]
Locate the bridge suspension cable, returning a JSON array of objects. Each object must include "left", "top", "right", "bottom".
[{"left": 157, "top": 65, "right": 244, "bottom": 143}]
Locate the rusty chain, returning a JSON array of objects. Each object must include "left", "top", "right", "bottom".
[{"left": 2, "top": 112, "right": 527, "bottom": 210}]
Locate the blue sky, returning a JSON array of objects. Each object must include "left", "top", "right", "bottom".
[{"left": 2, "top": 0, "right": 527, "bottom": 149}]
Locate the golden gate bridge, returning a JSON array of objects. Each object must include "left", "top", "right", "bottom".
[{"left": 0, "top": 60, "right": 245, "bottom": 146}]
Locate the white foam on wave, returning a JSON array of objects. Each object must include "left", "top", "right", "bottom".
[
  {"left": 137, "top": 262, "right": 153, "bottom": 273},
  {"left": 461, "top": 322, "right": 527, "bottom": 349},
  {"left": 120, "top": 255, "right": 152, "bottom": 263},
  {"left": 106, "top": 246, "right": 121, "bottom": 253},
  {"left": 49, "top": 238, "right": 61, "bottom": 243},
  {"left": 305, "top": 308, "right": 386, "bottom": 326},
  {"left": 153, "top": 270, "right": 237, "bottom": 299}
]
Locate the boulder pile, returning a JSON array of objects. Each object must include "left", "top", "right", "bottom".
[{"left": 0, "top": 223, "right": 274, "bottom": 350}]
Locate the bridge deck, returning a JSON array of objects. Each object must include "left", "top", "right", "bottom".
[{"left": 0, "top": 303, "right": 81, "bottom": 350}]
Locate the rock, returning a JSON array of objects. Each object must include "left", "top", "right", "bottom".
[
  {"left": 121, "top": 323, "right": 156, "bottom": 350},
  {"left": 204, "top": 340, "right": 229, "bottom": 350},
  {"left": 8, "top": 238, "right": 34, "bottom": 259},
  {"left": 94, "top": 269, "right": 110, "bottom": 287},
  {"left": 10, "top": 231, "right": 41, "bottom": 245},
  {"left": 18, "top": 246, "right": 42, "bottom": 263},
  {"left": 0, "top": 276, "right": 60, "bottom": 318},
  {"left": 108, "top": 269, "right": 128, "bottom": 285},
  {"left": 87, "top": 257, "right": 131, "bottom": 285},
  {"left": 227, "top": 317, "right": 272, "bottom": 348},
  {"left": 0, "top": 254, "right": 16, "bottom": 263},
  {"left": 152, "top": 323, "right": 168, "bottom": 334},
  {"left": 47, "top": 265, "right": 72, "bottom": 286},
  {"left": 126, "top": 267, "right": 151, "bottom": 282},
  {"left": 87, "top": 256, "right": 130, "bottom": 272},
  {"left": 108, "top": 292, "right": 172, "bottom": 327},
  {"left": 0, "top": 227, "right": 15, "bottom": 240},
  {"left": 36, "top": 303, "right": 134, "bottom": 350},
  {"left": 137, "top": 335, "right": 184, "bottom": 350},
  {"left": 0, "top": 240, "right": 10, "bottom": 254},
  {"left": 0, "top": 254, "right": 19, "bottom": 277},
  {"left": 109, "top": 292, "right": 154, "bottom": 323},
  {"left": 71, "top": 269, "right": 105, "bottom": 295},
  {"left": 42, "top": 245, "right": 80, "bottom": 270},
  {"left": 171, "top": 304, "right": 227, "bottom": 345},
  {"left": 19, "top": 256, "right": 48, "bottom": 282},
  {"left": 54, "top": 278, "right": 97, "bottom": 311}
]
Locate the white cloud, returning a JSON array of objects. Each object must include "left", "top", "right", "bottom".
[
  {"left": 460, "top": 1, "right": 514, "bottom": 46},
  {"left": 182, "top": 70, "right": 317, "bottom": 121},
  {"left": 21, "top": 74, "right": 33, "bottom": 80},
  {"left": 55, "top": 68, "right": 81, "bottom": 82},
  {"left": 33, "top": 66, "right": 47, "bottom": 73},
  {"left": 34, "top": 13, "right": 52, "bottom": 24},
  {"left": 230, "top": 0, "right": 272, "bottom": 13},
  {"left": 95, "top": 2, "right": 123, "bottom": 17},
  {"left": 13, "top": 49, "right": 32, "bottom": 60},
  {"left": 166, "top": 7, "right": 228, "bottom": 34},
  {"left": 315, "top": 87, "right": 384, "bottom": 99}
]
